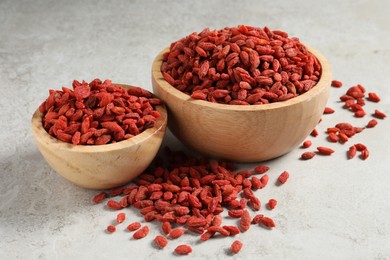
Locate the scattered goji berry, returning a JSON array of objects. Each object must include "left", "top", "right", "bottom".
[
  {"left": 127, "top": 222, "right": 141, "bottom": 231},
  {"left": 268, "top": 199, "right": 277, "bottom": 210},
  {"left": 317, "top": 146, "right": 335, "bottom": 155},
  {"left": 154, "top": 235, "right": 168, "bottom": 248},
  {"left": 260, "top": 216, "right": 276, "bottom": 228},
  {"left": 230, "top": 240, "right": 243, "bottom": 254},
  {"left": 92, "top": 192, "right": 107, "bottom": 203},
  {"left": 174, "top": 245, "right": 192, "bottom": 255},
  {"left": 366, "top": 119, "right": 378, "bottom": 128},
  {"left": 116, "top": 212, "right": 126, "bottom": 224},
  {"left": 373, "top": 109, "right": 386, "bottom": 119},
  {"left": 348, "top": 146, "right": 357, "bottom": 159},
  {"left": 169, "top": 228, "right": 185, "bottom": 239},
  {"left": 302, "top": 140, "right": 312, "bottom": 148},
  {"left": 133, "top": 226, "right": 149, "bottom": 239},
  {"left": 331, "top": 80, "right": 343, "bottom": 88},
  {"left": 106, "top": 225, "right": 116, "bottom": 233},
  {"left": 277, "top": 171, "right": 289, "bottom": 184}
]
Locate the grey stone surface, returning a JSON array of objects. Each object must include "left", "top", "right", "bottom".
[{"left": 1, "top": 0, "right": 389, "bottom": 259}]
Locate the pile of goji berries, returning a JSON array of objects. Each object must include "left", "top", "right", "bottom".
[
  {"left": 300, "top": 80, "right": 386, "bottom": 160},
  {"left": 94, "top": 148, "right": 287, "bottom": 255},
  {"left": 93, "top": 78, "right": 386, "bottom": 256},
  {"left": 161, "top": 25, "right": 321, "bottom": 105},
  {"left": 39, "top": 79, "right": 163, "bottom": 145}
]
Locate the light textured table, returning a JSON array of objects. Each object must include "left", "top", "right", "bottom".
[{"left": 1, "top": 0, "right": 389, "bottom": 259}]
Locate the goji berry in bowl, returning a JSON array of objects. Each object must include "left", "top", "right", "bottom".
[
  {"left": 31, "top": 80, "right": 167, "bottom": 189},
  {"left": 152, "top": 25, "right": 331, "bottom": 162}
]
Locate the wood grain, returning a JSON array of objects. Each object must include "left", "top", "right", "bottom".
[
  {"left": 31, "top": 85, "right": 167, "bottom": 189},
  {"left": 152, "top": 45, "right": 331, "bottom": 162}
]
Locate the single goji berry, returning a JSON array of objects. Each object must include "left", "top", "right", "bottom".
[
  {"left": 317, "top": 146, "right": 335, "bottom": 155},
  {"left": 268, "top": 199, "right": 277, "bottom": 210},
  {"left": 154, "top": 235, "right": 168, "bottom": 248},
  {"left": 174, "top": 245, "right": 192, "bottom": 255},
  {"left": 230, "top": 240, "right": 243, "bottom": 254},
  {"left": 116, "top": 212, "right": 126, "bottom": 223},
  {"left": 278, "top": 171, "right": 289, "bottom": 184},
  {"left": 301, "top": 151, "right": 316, "bottom": 160},
  {"left": 127, "top": 222, "right": 141, "bottom": 231},
  {"left": 106, "top": 225, "right": 116, "bottom": 233}
]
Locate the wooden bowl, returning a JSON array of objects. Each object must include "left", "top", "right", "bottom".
[
  {"left": 31, "top": 85, "right": 167, "bottom": 189},
  {"left": 152, "top": 45, "right": 331, "bottom": 162}
]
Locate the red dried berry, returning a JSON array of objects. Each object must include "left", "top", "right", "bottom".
[
  {"left": 154, "top": 235, "right": 168, "bottom": 248},
  {"left": 230, "top": 240, "right": 243, "bottom": 254},
  {"left": 277, "top": 171, "right": 289, "bottom": 184},
  {"left": 301, "top": 151, "right": 316, "bottom": 160},
  {"left": 373, "top": 109, "right": 386, "bottom": 119},
  {"left": 254, "top": 165, "right": 269, "bottom": 174},
  {"left": 360, "top": 149, "right": 369, "bottom": 160},
  {"left": 310, "top": 128, "right": 319, "bottom": 137},
  {"left": 260, "top": 216, "right": 276, "bottom": 228},
  {"left": 317, "top": 146, "right": 335, "bottom": 155},
  {"left": 116, "top": 212, "right": 126, "bottom": 223},
  {"left": 133, "top": 226, "right": 149, "bottom": 239},
  {"left": 366, "top": 119, "right": 378, "bottom": 128},
  {"left": 354, "top": 143, "right": 367, "bottom": 151},
  {"left": 127, "top": 222, "right": 141, "bottom": 231},
  {"left": 348, "top": 146, "right": 357, "bottom": 159},
  {"left": 302, "top": 140, "right": 312, "bottom": 148},
  {"left": 107, "top": 200, "right": 122, "bottom": 210},
  {"left": 331, "top": 80, "right": 343, "bottom": 88},
  {"left": 161, "top": 221, "right": 172, "bottom": 235},
  {"left": 367, "top": 92, "right": 380, "bottom": 102},
  {"left": 169, "top": 228, "right": 185, "bottom": 239},
  {"left": 174, "top": 245, "right": 192, "bottom": 255},
  {"left": 268, "top": 199, "right": 277, "bottom": 210},
  {"left": 92, "top": 192, "right": 107, "bottom": 203},
  {"left": 323, "top": 107, "right": 335, "bottom": 114},
  {"left": 106, "top": 225, "right": 116, "bottom": 233},
  {"left": 239, "top": 210, "right": 251, "bottom": 232}
]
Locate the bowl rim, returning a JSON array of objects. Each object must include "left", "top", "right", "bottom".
[
  {"left": 31, "top": 84, "right": 168, "bottom": 154},
  {"left": 152, "top": 43, "right": 331, "bottom": 112}
]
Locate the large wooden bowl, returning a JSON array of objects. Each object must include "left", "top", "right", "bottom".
[
  {"left": 31, "top": 85, "right": 167, "bottom": 189},
  {"left": 152, "top": 45, "right": 331, "bottom": 162}
]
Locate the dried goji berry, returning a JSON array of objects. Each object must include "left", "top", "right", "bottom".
[
  {"left": 366, "top": 119, "right": 378, "bottom": 128},
  {"left": 317, "top": 146, "right": 335, "bottom": 155},
  {"left": 373, "top": 109, "right": 386, "bottom": 119},
  {"left": 301, "top": 151, "right": 316, "bottom": 160},
  {"left": 127, "top": 222, "right": 141, "bottom": 231},
  {"left": 169, "top": 228, "right": 185, "bottom": 239},
  {"left": 106, "top": 225, "right": 116, "bottom": 233},
  {"left": 107, "top": 200, "right": 122, "bottom": 210},
  {"left": 133, "top": 226, "right": 149, "bottom": 239},
  {"left": 254, "top": 165, "right": 269, "bottom": 174},
  {"left": 278, "top": 171, "right": 289, "bottom": 184},
  {"left": 302, "top": 140, "right": 312, "bottom": 148},
  {"left": 260, "top": 216, "right": 276, "bottom": 228},
  {"left": 268, "top": 199, "right": 277, "bottom": 210},
  {"left": 116, "top": 212, "right": 126, "bottom": 223},
  {"left": 230, "top": 240, "right": 243, "bottom": 254},
  {"left": 367, "top": 92, "right": 380, "bottom": 102},
  {"left": 239, "top": 210, "right": 251, "bottom": 232},
  {"left": 331, "top": 80, "right": 343, "bottom": 88},
  {"left": 92, "top": 192, "right": 107, "bottom": 203},
  {"left": 174, "top": 245, "right": 192, "bottom": 255},
  {"left": 323, "top": 107, "right": 335, "bottom": 114},
  {"left": 360, "top": 149, "right": 369, "bottom": 160},
  {"left": 348, "top": 145, "right": 357, "bottom": 159},
  {"left": 154, "top": 235, "right": 168, "bottom": 248}
]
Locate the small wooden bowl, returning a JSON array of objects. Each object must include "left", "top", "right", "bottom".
[
  {"left": 31, "top": 85, "right": 167, "bottom": 189},
  {"left": 152, "top": 45, "right": 331, "bottom": 162}
]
